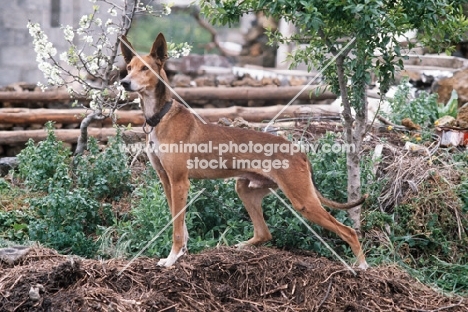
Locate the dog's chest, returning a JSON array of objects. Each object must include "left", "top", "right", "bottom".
[{"left": 146, "top": 132, "right": 161, "bottom": 156}]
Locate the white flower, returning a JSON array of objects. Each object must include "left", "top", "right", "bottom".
[
  {"left": 59, "top": 52, "right": 69, "bottom": 64},
  {"left": 120, "top": 91, "right": 128, "bottom": 101},
  {"left": 37, "top": 81, "right": 47, "bottom": 91},
  {"left": 99, "top": 58, "right": 108, "bottom": 67},
  {"left": 88, "top": 60, "right": 99, "bottom": 74},
  {"left": 95, "top": 17, "right": 102, "bottom": 27},
  {"left": 167, "top": 42, "right": 191, "bottom": 58},
  {"left": 181, "top": 43, "right": 191, "bottom": 57},
  {"left": 83, "top": 35, "right": 93, "bottom": 43},
  {"left": 145, "top": 5, "right": 154, "bottom": 14},
  {"left": 63, "top": 25, "right": 74, "bottom": 41},
  {"left": 48, "top": 45, "right": 57, "bottom": 57},
  {"left": 107, "top": 26, "right": 117, "bottom": 35},
  {"left": 162, "top": 4, "right": 171, "bottom": 15},
  {"left": 79, "top": 15, "right": 90, "bottom": 28},
  {"left": 90, "top": 100, "right": 98, "bottom": 110},
  {"left": 108, "top": 8, "right": 117, "bottom": 17}
]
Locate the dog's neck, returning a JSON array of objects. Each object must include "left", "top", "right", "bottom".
[
  {"left": 145, "top": 99, "right": 172, "bottom": 128},
  {"left": 139, "top": 81, "right": 172, "bottom": 127}
]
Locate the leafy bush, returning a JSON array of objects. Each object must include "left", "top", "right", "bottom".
[
  {"left": 28, "top": 187, "right": 107, "bottom": 257},
  {"left": 453, "top": 150, "right": 468, "bottom": 213},
  {"left": 388, "top": 78, "right": 439, "bottom": 127},
  {"left": 0, "top": 178, "right": 10, "bottom": 191},
  {"left": 12, "top": 124, "right": 131, "bottom": 257},
  {"left": 0, "top": 210, "right": 33, "bottom": 243},
  {"left": 16, "top": 122, "right": 71, "bottom": 192},
  {"left": 310, "top": 131, "right": 381, "bottom": 210},
  {"left": 363, "top": 150, "right": 468, "bottom": 294},
  {"left": 108, "top": 166, "right": 173, "bottom": 258},
  {"left": 74, "top": 133, "right": 132, "bottom": 200}
]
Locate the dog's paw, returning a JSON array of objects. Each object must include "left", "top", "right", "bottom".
[
  {"left": 157, "top": 246, "right": 186, "bottom": 267},
  {"left": 234, "top": 241, "right": 251, "bottom": 249},
  {"left": 358, "top": 261, "right": 369, "bottom": 270}
]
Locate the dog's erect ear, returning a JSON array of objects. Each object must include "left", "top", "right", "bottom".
[
  {"left": 150, "top": 33, "right": 168, "bottom": 63},
  {"left": 120, "top": 36, "right": 135, "bottom": 64}
]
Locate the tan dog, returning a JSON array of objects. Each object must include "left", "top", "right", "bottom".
[{"left": 120, "top": 33, "right": 369, "bottom": 269}]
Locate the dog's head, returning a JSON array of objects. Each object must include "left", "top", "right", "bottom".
[{"left": 120, "top": 33, "right": 168, "bottom": 94}]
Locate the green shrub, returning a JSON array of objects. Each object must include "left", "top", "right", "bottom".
[
  {"left": 453, "top": 150, "right": 468, "bottom": 213},
  {"left": 111, "top": 166, "right": 174, "bottom": 258},
  {"left": 12, "top": 124, "right": 131, "bottom": 257},
  {"left": 0, "top": 178, "right": 10, "bottom": 191},
  {"left": 388, "top": 78, "right": 439, "bottom": 127},
  {"left": 74, "top": 132, "right": 132, "bottom": 200},
  {"left": 28, "top": 187, "right": 109, "bottom": 257},
  {"left": 16, "top": 121, "right": 71, "bottom": 192},
  {"left": 0, "top": 210, "right": 33, "bottom": 243},
  {"left": 363, "top": 150, "right": 468, "bottom": 294}
]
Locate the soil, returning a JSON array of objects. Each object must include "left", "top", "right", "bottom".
[{"left": 1, "top": 247, "right": 466, "bottom": 312}]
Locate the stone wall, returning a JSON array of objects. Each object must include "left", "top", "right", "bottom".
[{"left": 0, "top": 0, "right": 82, "bottom": 87}]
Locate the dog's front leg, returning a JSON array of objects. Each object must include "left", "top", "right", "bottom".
[
  {"left": 157, "top": 177, "right": 190, "bottom": 267},
  {"left": 148, "top": 154, "right": 173, "bottom": 210}
]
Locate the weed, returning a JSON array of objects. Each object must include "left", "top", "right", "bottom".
[
  {"left": 74, "top": 131, "right": 132, "bottom": 200},
  {"left": 388, "top": 78, "right": 439, "bottom": 127},
  {"left": 16, "top": 122, "right": 71, "bottom": 192},
  {"left": 365, "top": 155, "right": 468, "bottom": 294},
  {"left": 9, "top": 124, "right": 131, "bottom": 257},
  {"left": 0, "top": 210, "right": 33, "bottom": 243},
  {"left": 28, "top": 187, "right": 109, "bottom": 257}
]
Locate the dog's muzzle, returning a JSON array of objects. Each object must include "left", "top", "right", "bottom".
[{"left": 120, "top": 80, "right": 132, "bottom": 91}]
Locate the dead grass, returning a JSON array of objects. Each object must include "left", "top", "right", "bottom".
[{"left": 1, "top": 246, "right": 467, "bottom": 312}]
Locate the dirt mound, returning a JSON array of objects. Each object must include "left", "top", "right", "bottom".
[{"left": 0, "top": 247, "right": 466, "bottom": 311}]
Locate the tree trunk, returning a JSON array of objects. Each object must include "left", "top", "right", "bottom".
[
  {"left": 347, "top": 90, "right": 367, "bottom": 232},
  {"left": 335, "top": 56, "right": 367, "bottom": 231},
  {"left": 75, "top": 112, "right": 105, "bottom": 155}
]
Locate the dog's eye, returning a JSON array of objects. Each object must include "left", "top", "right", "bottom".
[
  {"left": 142, "top": 66, "right": 148, "bottom": 71},
  {"left": 127, "top": 65, "right": 132, "bottom": 71}
]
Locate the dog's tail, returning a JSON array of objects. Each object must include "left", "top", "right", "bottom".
[{"left": 310, "top": 165, "right": 368, "bottom": 210}]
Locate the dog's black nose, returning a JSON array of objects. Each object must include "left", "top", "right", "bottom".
[{"left": 121, "top": 80, "right": 131, "bottom": 91}]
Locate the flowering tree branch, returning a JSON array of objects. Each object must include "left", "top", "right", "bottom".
[{"left": 27, "top": 0, "right": 186, "bottom": 155}]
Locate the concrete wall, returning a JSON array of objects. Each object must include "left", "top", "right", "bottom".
[{"left": 0, "top": 0, "right": 82, "bottom": 87}]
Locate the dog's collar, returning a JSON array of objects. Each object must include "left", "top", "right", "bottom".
[{"left": 143, "top": 100, "right": 173, "bottom": 134}]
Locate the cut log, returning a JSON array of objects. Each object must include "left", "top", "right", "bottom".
[
  {"left": 0, "top": 104, "right": 339, "bottom": 125},
  {"left": 0, "top": 86, "right": 336, "bottom": 103},
  {"left": 195, "top": 104, "right": 339, "bottom": 122},
  {"left": 172, "top": 86, "right": 335, "bottom": 101},
  {"left": 0, "top": 90, "right": 84, "bottom": 103},
  {"left": 0, "top": 128, "right": 118, "bottom": 144},
  {"left": 0, "top": 108, "right": 142, "bottom": 125}
]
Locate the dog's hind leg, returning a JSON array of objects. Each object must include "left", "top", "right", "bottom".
[
  {"left": 278, "top": 177, "right": 369, "bottom": 269},
  {"left": 235, "top": 178, "right": 273, "bottom": 247}
]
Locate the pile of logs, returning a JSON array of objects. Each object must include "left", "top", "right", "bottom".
[
  {"left": 0, "top": 83, "right": 340, "bottom": 156},
  {"left": 1, "top": 53, "right": 468, "bottom": 157}
]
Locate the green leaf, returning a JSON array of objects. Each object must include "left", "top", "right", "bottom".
[{"left": 437, "top": 90, "right": 458, "bottom": 118}]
